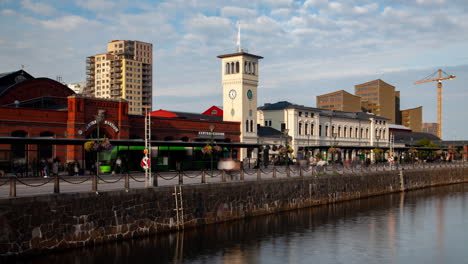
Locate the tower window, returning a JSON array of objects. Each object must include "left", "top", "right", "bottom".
[
  {"left": 246, "top": 120, "right": 249, "bottom": 132},
  {"left": 236, "top": 62, "right": 240, "bottom": 73},
  {"left": 225, "top": 63, "right": 230, "bottom": 74},
  {"left": 250, "top": 120, "right": 254, "bottom": 132}
]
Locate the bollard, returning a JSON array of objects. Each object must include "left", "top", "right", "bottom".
[
  {"left": 240, "top": 168, "right": 245, "bottom": 181},
  {"left": 201, "top": 170, "right": 206, "bottom": 183},
  {"left": 221, "top": 170, "right": 226, "bottom": 182},
  {"left": 257, "top": 168, "right": 261, "bottom": 181},
  {"left": 287, "top": 167, "right": 290, "bottom": 177},
  {"left": 153, "top": 172, "right": 158, "bottom": 187},
  {"left": 273, "top": 167, "right": 276, "bottom": 178},
  {"left": 178, "top": 171, "right": 183, "bottom": 185},
  {"left": 9, "top": 176, "right": 16, "bottom": 198},
  {"left": 299, "top": 167, "right": 303, "bottom": 178},
  {"left": 53, "top": 174, "right": 60, "bottom": 194},
  {"left": 125, "top": 173, "right": 130, "bottom": 190},
  {"left": 92, "top": 174, "right": 98, "bottom": 193}
]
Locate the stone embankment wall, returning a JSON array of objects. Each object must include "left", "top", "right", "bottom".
[{"left": 0, "top": 167, "right": 466, "bottom": 256}]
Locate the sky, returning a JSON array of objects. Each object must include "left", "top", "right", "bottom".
[{"left": 0, "top": 0, "right": 467, "bottom": 140}]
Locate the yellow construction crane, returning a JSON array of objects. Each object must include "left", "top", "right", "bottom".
[{"left": 414, "top": 69, "right": 456, "bottom": 139}]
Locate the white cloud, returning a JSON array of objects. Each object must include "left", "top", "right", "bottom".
[
  {"left": 20, "top": 0, "right": 56, "bottom": 16},
  {"left": 271, "top": 8, "right": 292, "bottom": 18},
  {"left": 221, "top": 6, "right": 257, "bottom": 18},
  {"left": 40, "top": 15, "right": 97, "bottom": 31},
  {"left": 260, "top": 0, "right": 294, "bottom": 7},
  {"left": 76, "top": 0, "right": 115, "bottom": 12},
  {"left": 1, "top": 9, "right": 15, "bottom": 15}
]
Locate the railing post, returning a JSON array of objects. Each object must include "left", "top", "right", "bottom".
[
  {"left": 153, "top": 172, "right": 158, "bottom": 187},
  {"left": 178, "top": 171, "right": 183, "bottom": 185},
  {"left": 240, "top": 168, "right": 245, "bottom": 181},
  {"left": 125, "top": 173, "right": 130, "bottom": 191},
  {"left": 92, "top": 174, "right": 98, "bottom": 193},
  {"left": 201, "top": 170, "right": 206, "bottom": 183},
  {"left": 9, "top": 176, "right": 16, "bottom": 198},
  {"left": 257, "top": 168, "right": 261, "bottom": 181},
  {"left": 299, "top": 167, "right": 303, "bottom": 177},
  {"left": 273, "top": 167, "right": 277, "bottom": 178},
  {"left": 222, "top": 170, "right": 226, "bottom": 182},
  {"left": 53, "top": 174, "right": 60, "bottom": 194},
  {"left": 287, "top": 166, "right": 290, "bottom": 177}
]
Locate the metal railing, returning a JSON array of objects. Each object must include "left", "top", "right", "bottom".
[{"left": 0, "top": 161, "right": 465, "bottom": 198}]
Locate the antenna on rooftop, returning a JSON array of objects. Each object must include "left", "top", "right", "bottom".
[{"left": 236, "top": 21, "right": 241, "bottom": 52}]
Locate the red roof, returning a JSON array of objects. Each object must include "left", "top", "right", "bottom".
[
  {"left": 202, "top": 106, "right": 223, "bottom": 116},
  {"left": 150, "top": 109, "right": 178, "bottom": 118}
]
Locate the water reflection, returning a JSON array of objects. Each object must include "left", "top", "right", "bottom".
[{"left": 16, "top": 183, "right": 468, "bottom": 264}]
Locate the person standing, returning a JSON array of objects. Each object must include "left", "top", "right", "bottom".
[{"left": 52, "top": 157, "right": 60, "bottom": 177}]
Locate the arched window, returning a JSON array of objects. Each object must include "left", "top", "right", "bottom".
[
  {"left": 244, "top": 61, "right": 247, "bottom": 73},
  {"left": 325, "top": 125, "right": 329, "bottom": 137},
  {"left": 236, "top": 62, "right": 240, "bottom": 73},
  {"left": 250, "top": 120, "right": 254, "bottom": 132},
  {"left": 231, "top": 62, "right": 235, "bottom": 73},
  {"left": 360, "top": 128, "right": 363, "bottom": 138},
  {"left": 252, "top": 62, "right": 256, "bottom": 75},
  {"left": 350, "top": 127, "right": 353, "bottom": 138},
  {"left": 319, "top": 125, "right": 322, "bottom": 136},
  {"left": 246, "top": 120, "right": 249, "bottom": 132},
  {"left": 311, "top": 124, "right": 314, "bottom": 135},
  {"left": 344, "top": 127, "right": 347, "bottom": 138},
  {"left": 298, "top": 122, "right": 302, "bottom": 135},
  {"left": 355, "top": 128, "right": 359, "bottom": 138},
  {"left": 366, "top": 128, "right": 369, "bottom": 138},
  {"left": 305, "top": 123, "right": 308, "bottom": 135},
  {"left": 226, "top": 63, "right": 230, "bottom": 74}
]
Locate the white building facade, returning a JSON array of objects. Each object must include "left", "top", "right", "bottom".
[{"left": 257, "top": 101, "right": 390, "bottom": 161}]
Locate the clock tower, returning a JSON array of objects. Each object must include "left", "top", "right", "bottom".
[{"left": 217, "top": 51, "right": 263, "bottom": 159}]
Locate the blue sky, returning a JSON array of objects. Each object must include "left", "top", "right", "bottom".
[{"left": 0, "top": 0, "right": 467, "bottom": 140}]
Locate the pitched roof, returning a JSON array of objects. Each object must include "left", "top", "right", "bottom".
[
  {"left": 258, "top": 101, "right": 388, "bottom": 121},
  {"left": 258, "top": 126, "right": 283, "bottom": 138}
]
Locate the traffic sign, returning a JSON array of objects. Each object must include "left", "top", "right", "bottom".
[
  {"left": 141, "top": 156, "right": 151, "bottom": 169},
  {"left": 387, "top": 156, "right": 394, "bottom": 163}
]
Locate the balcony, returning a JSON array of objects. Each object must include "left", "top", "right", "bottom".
[
  {"left": 112, "top": 79, "right": 122, "bottom": 84},
  {"left": 86, "top": 76, "right": 95, "bottom": 82},
  {"left": 112, "top": 73, "right": 122, "bottom": 79},
  {"left": 86, "top": 65, "right": 95, "bottom": 71},
  {"left": 111, "top": 61, "right": 122, "bottom": 67},
  {"left": 86, "top": 57, "right": 95, "bottom": 64},
  {"left": 111, "top": 91, "right": 121, "bottom": 96}
]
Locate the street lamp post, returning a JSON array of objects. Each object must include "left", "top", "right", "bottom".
[
  {"left": 209, "top": 125, "right": 215, "bottom": 173},
  {"left": 284, "top": 129, "right": 289, "bottom": 167},
  {"left": 95, "top": 110, "right": 105, "bottom": 179},
  {"left": 375, "top": 134, "right": 380, "bottom": 162},
  {"left": 332, "top": 132, "right": 337, "bottom": 162}
]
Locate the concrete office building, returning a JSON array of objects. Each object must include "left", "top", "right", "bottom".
[
  {"left": 316, "top": 90, "right": 361, "bottom": 112},
  {"left": 422, "top": 122, "right": 438, "bottom": 137},
  {"left": 355, "top": 79, "right": 400, "bottom": 124},
  {"left": 401, "top": 106, "right": 422, "bottom": 132},
  {"left": 85, "top": 40, "right": 153, "bottom": 115}
]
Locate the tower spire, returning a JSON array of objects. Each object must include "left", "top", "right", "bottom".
[{"left": 236, "top": 21, "right": 241, "bottom": 52}]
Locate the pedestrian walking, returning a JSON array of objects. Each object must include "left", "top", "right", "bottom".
[{"left": 52, "top": 157, "right": 60, "bottom": 177}]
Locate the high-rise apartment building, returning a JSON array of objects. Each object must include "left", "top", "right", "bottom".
[
  {"left": 85, "top": 40, "right": 153, "bottom": 115},
  {"left": 401, "top": 106, "right": 422, "bottom": 132},
  {"left": 316, "top": 90, "right": 361, "bottom": 112},
  {"left": 355, "top": 79, "right": 399, "bottom": 124}
]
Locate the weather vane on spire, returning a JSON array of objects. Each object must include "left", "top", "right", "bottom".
[{"left": 236, "top": 21, "right": 241, "bottom": 52}]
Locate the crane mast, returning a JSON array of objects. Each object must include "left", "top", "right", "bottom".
[{"left": 414, "top": 69, "right": 456, "bottom": 139}]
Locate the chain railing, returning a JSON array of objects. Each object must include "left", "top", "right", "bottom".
[{"left": 0, "top": 161, "right": 466, "bottom": 198}]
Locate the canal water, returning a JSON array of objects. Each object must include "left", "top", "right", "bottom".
[{"left": 17, "top": 183, "right": 468, "bottom": 264}]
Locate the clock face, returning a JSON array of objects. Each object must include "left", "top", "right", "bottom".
[
  {"left": 229, "top": 89, "right": 237, "bottom": 99},
  {"left": 247, "top": 89, "right": 253, "bottom": 100}
]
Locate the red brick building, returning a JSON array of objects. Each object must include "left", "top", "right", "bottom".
[{"left": 0, "top": 70, "right": 241, "bottom": 172}]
